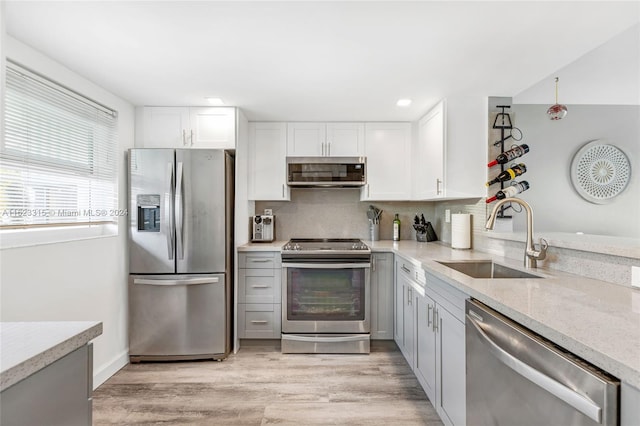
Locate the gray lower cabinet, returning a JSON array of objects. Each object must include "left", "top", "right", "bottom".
[
  {"left": 237, "top": 251, "right": 282, "bottom": 338},
  {"left": 1, "top": 344, "right": 93, "bottom": 426},
  {"left": 371, "top": 252, "right": 394, "bottom": 339},
  {"left": 394, "top": 255, "right": 467, "bottom": 426}
]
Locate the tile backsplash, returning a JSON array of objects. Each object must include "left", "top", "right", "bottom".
[{"left": 255, "top": 189, "right": 436, "bottom": 242}]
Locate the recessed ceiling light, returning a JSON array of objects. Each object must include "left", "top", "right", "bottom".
[
  {"left": 206, "top": 97, "right": 225, "bottom": 106},
  {"left": 396, "top": 99, "right": 412, "bottom": 107}
]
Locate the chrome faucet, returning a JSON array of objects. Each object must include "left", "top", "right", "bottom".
[{"left": 485, "top": 198, "right": 548, "bottom": 268}]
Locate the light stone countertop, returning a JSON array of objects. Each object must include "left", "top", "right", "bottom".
[
  {"left": 237, "top": 241, "right": 287, "bottom": 252},
  {"left": 0, "top": 321, "right": 103, "bottom": 391},
  {"left": 240, "top": 239, "right": 640, "bottom": 388}
]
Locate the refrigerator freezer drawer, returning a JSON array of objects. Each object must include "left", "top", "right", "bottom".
[{"left": 129, "top": 274, "right": 228, "bottom": 361}]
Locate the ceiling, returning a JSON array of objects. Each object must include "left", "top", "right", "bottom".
[{"left": 4, "top": 1, "right": 639, "bottom": 121}]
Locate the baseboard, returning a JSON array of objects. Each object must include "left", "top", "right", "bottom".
[{"left": 93, "top": 349, "right": 129, "bottom": 389}]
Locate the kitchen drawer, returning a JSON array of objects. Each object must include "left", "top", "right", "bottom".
[
  {"left": 396, "top": 256, "right": 426, "bottom": 286},
  {"left": 238, "top": 252, "right": 281, "bottom": 269},
  {"left": 238, "top": 304, "right": 282, "bottom": 339},
  {"left": 425, "top": 271, "right": 468, "bottom": 322},
  {"left": 238, "top": 269, "right": 282, "bottom": 304}
]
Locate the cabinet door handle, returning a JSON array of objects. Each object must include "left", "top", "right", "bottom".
[
  {"left": 250, "top": 320, "right": 268, "bottom": 324},
  {"left": 282, "top": 184, "right": 285, "bottom": 199},
  {"left": 433, "top": 307, "right": 439, "bottom": 333},
  {"left": 436, "top": 178, "right": 442, "bottom": 195},
  {"left": 321, "top": 142, "right": 325, "bottom": 156},
  {"left": 401, "top": 265, "right": 410, "bottom": 273},
  {"left": 190, "top": 129, "right": 194, "bottom": 146},
  {"left": 367, "top": 184, "right": 370, "bottom": 198},
  {"left": 182, "top": 129, "right": 188, "bottom": 146},
  {"left": 427, "top": 304, "right": 432, "bottom": 327},
  {"left": 408, "top": 287, "right": 413, "bottom": 305},
  {"left": 328, "top": 142, "right": 331, "bottom": 156},
  {"left": 372, "top": 257, "right": 377, "bottom": 272}
]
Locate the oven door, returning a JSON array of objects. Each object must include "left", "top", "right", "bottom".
[{"left": 282, "top": 262, "right": 370, "bottom": 334}]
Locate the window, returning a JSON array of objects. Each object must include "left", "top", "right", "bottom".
[{"left": 1, "top": 61, "right": 118, "bottom": 232}]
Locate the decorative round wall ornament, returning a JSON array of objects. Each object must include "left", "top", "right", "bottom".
[{"left": 570, "top": 140, "right": 631, "bottom": 204}]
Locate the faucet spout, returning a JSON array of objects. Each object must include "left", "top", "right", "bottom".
[{"left": 485, "top": 198, "right": 547, "bottom": 268}]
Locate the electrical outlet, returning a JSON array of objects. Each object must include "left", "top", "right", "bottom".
[
  {"left": 632, "top": 266, "right": 640, "bottom": 289},
  {"left": 264, "top": 208, "right": 273, "bottom": 216},
  {"left": 445, "top": 209, "right": 451, "bottom": 223}
]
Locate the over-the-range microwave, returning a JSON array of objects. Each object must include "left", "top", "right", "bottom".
[{"left": 286, "top": 156, "right": 366, "bottom": 188}]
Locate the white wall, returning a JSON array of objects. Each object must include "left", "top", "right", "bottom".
[
  {"left": 510, "top": 104, "right": 639, "bottom": 238},
  {"left": 513, "top": 24, "right": 640, "bottom": 105},
  {"left": 0, "top": 36, "right": 134, "bottom": 387}
]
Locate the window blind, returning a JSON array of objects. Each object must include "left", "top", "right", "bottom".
[{"left": 1, "top": 61, "right": 118, "bottom": 229}]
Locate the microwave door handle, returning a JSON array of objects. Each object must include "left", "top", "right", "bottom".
[
  {"left": 466, "top": 314, "right": 602, "bottom": 423},
  {"left": 175, "top": 161, "right": 184, "bottom": 260},
  {"left": 165, "top": 162, "right": 174, "bottom": 260}
]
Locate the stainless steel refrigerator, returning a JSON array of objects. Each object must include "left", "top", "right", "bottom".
[{"left": 128, "top": 149, "right": 233, "bottom": 362}]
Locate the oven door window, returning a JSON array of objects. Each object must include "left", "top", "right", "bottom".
[{"left": 287, "top": 267, "right": 365, "bottom": 321}]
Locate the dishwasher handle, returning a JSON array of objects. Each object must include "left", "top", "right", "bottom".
[{"left": 466, "top": 313, "right": 603, "bottom": 424}]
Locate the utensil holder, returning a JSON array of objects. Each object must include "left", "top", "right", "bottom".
[
  {"left": 370, "top": 222, "right": 380, "bottom": 241},
  {"left": 416, "top": 232, "right": 427, "bottom": 242}
]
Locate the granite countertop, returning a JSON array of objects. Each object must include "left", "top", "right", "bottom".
[
  {"left": 0, "top": 321, "right": 103, "bottom": 391},
  {"left": 239, "top": 239, "right": 640, "bottom": 388}
]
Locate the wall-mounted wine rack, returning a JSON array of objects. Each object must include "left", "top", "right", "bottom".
[{"left": 490, "top": 105, "right": 522, "bottom": 218}]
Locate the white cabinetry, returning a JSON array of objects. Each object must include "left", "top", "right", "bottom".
[
  {"left": 136, "top": 106, "right": 236, "bottom": 149},
  {"left": 237, "top": 252, "right": 282, "bottom": 339},
  {"left": 413, "top": 97, "right": 487, "bottom": 200},
  {"left": 287, "top": 122, "right": 364, "bottom": 157},
  {"left": 361, "top": 123, "right": 411, "bottom": 201},
  {"left": 415, "top": 271, "right": 467, "bottom": 426},
  {"left": 248, "top": 122, "right": 290, "bottom": 201},
  {"left": 393, "top": 255, "right": 467, "bottom": 426},
  {"left": 371, "top": 252, "right": 394, "bottom": 340},
  {"left": 394, "top": 255, "right": 426, "bottom": 367}
]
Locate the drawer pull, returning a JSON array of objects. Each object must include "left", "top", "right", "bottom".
[
  {"left": 401, "top": 265, "right": 411, "bottom": 273},
  {"left": 248, "top": 258, "right": 271, "bottom": 263},
  {"left": 250, "top": 320, "right": 268, "bottom": 324},
  {"left": 251, "top": 285, "right": 270, "bottom": 288}
]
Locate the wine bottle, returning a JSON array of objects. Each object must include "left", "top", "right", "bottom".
[
  {"left": 485, "top": 163, "right": 527, "bottom": 186},
  {"left": 488, "top": 144, "right": 529, "bottom": 167},
  {"left": 486, "top": 181, "right": 530, "bottom": 203},
  {"left": 393, "top": 214, "right": 401, "bottom": 241}
]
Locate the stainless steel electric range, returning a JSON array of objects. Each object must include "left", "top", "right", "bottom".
[{"left": 281, "top": 238, "right": 372, "bottom": 354}]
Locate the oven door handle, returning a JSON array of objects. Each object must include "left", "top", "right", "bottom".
[
  {"left": 282, "top": 263, "right": 371, "bottom": 269},
  {"left": 282, "top": 334, "right": 369, "bottom": 343}
]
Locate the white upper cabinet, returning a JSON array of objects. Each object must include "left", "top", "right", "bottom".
[
  {"left": 413, "top": 97, "right": 487, "bottom": 200},
  {"left": 287, "top": 122, "right": 364, "bottom": 157},
  {"left": 136, "top": 106, "right": 236, "bottom": 149},
  {"left": 189, "top": 107, "right": 236, "bottom": 149},
  {"left": 248, "top": 122, "right": 290, "bottom": 201},
  {"left": 325, "top": 123, "right": 365, "bottom": 156},
  {"left": 360, "top": 122, "right": 411, "bottom": 201}
]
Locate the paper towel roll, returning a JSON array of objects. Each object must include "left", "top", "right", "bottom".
[{"left": 451, "top": 213, "right": 471, "bottom": 249}]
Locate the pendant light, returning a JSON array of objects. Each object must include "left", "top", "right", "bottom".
[{"left": 547, "top": 77, "right": 568, "bottom": 120}]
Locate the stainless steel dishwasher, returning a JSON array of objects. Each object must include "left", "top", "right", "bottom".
[{"left": 466, "top": 299, "right": 619, "bottom": 426}]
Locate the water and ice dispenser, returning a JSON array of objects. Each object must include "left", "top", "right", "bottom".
[{"left": 136, "top": 194, "right": 161, "bottom": 232}]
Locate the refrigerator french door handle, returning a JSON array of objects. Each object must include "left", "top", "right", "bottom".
[
  {"left": 466, "top": 313, "right": 602, "bottom": 423},
  {"left": 165, "top": 162, "right": 175, "bottom": 260},
  {"left": 175, "top": 161, "right": 184, "bottom": 260},
  {"left": 133, "top": 277, "right": 220, "bottom": 286}
]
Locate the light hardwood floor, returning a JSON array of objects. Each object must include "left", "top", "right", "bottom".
[{"left": 93, "top": 340, "right": 444, "bottom": 425}]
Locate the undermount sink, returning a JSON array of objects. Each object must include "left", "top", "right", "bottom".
[{"left": 436, "top": 260, "right": 543, "bottom": 279}]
